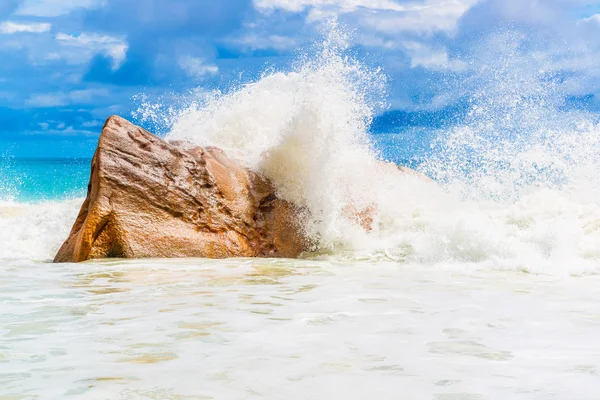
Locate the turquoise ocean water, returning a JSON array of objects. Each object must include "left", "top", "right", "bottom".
[
  {"left": 0, "top": 133, "right": 417, "bottom": 202},
  {"left": 0, "top": 157, "right": 90, "bottom": 202}
]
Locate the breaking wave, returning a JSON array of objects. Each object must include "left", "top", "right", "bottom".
[
  {"left": 163, "top": 26, "right": 600, "bottom": 274},
  {"left": 0, "top": 199, "right": 82, "bottom": 262},
  {"left": 3, "top": 24, "right": 600, "bottom": 275}
]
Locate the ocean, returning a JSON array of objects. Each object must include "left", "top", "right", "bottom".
[
  {"left": 0, "top": 158, "right": 90, "bottom": 202},
  {"left": 2, "top": 30, "right": 600, "bottom": 399}
]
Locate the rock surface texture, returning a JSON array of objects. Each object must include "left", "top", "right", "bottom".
[{"left": 54, "top": 116, "right": 305, "bottom": 263}]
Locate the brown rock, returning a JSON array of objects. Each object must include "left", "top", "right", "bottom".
[{"left": 54, "top": 116, "right": 306, "bottom": 263}]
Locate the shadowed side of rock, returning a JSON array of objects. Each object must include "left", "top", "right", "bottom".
[{"left": 54, "top": 116, "right": 306, "bottom": 263}]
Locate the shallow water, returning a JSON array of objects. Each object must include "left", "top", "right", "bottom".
[{"left": 3, "top": 258, "right": 600, "bottom": 399}]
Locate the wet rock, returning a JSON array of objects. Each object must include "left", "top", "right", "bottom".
[{"left": 54, "top": 116, "right": 305, "bottom": 263}]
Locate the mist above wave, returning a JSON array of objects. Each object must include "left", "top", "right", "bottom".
[{"left": 421, "top": 32, "right": 600, "bottom": 203}]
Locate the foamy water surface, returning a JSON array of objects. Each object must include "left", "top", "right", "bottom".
[
  {"left": 2, "top": 196, "right": 600, "bottom": 399},
  {"left": 3, "top": 257, "right": 600, "bottom": 399}
]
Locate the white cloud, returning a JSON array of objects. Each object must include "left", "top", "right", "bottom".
[
  {"left": 16, "top": 0, "right": 106, "bottom": 17},
  {"left": 0, "top": 21, "right": 51, "bottom": 34},
  {"left": 580, "top": 14, "right": 600, "bottom": 24},
  {"left": 402, "top": 41, "right": 467, "bottom": 71},
  {"left": 361, "top": 0, "right": 477, "bottom": 36},
  {"left": 357, "top": 33, "right": 399, "bottom": 49},
  {"left": 25, "top": 88, "right": 110, "bottom": 107},
  {"left": 25, "top": 94, "right": 68, "bottom": 107},
  {"left": 27, "top": 125, "right": 99, "bottom": 136},
  {"left": 255, "top": 0, "right": 477, "bottom": 36},
  {"left": 81, "top": 120, "right": 103, "bottom": 128},
  {"left": 178, "top": 57, "right": 219, "bottom": 79},
  {"left": 45, "top": 52, "right": 61, "bottom": 60},
  {"left": 56, "top": 32, "right": 128, "bottom": 68},
  {"left": 234, "top": 34, "right": 297, "bottom": 51},
  {"left": 255, "top": 0, "right": 405, "bottom": 13}
]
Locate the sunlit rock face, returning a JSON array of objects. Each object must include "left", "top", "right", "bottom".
[{"left": 54, "top": 116, "right": 306, "bottom": 263}]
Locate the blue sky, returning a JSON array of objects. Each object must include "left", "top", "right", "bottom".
[{"left": 1, "top": 0, "right": 600, "bottom": 157}]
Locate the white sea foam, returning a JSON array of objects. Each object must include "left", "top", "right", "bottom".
[{"left": 0, "top": 199, "right": 82, "bottom": 261}]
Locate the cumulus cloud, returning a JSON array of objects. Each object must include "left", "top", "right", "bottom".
[
  {"left": 15, "top": 0, "right": 106, "bottom": 17},
  {"left": 255, "top": 0, "right": 407, "bottom": 23},
  {"left": 75, "top": 0, "right": 253, "bottom": 85},
  {"left": 581, "top": 14, "right": 600, "bottom": 24},
  {"left": 82, "top": 0, "right": 252, "bottom": 34},
  {"left": 56, "top": 32, "right": 127, "bottom": 68},
  {"left": 81, "top": 120, "right": 103, "bottom": 128},
  {"left": 177, "top": 56, "right": 219, "bottom": 79},
  {"left": 0, "top": 21, "right": 51, "bottom": 33},
  {"left": 402, "top": 41, "right": 467, "bottom": 71},
  {"left": 254, "top": 0, "right": 405, "bottom": 13},
  {"left": 359, "top": 0, "right": 477, "bottom": 36},
  {"left": 2, "top": 0, "right": 600, "bottom": 144},
  {"left": 234, "top": 34, "right": 298, "bottom": 51},
  {"left": 25, "top": 88, "right": 110, "bottom": 107},
  {"left": 254, "top": 0, "right": 476, "bottom": 34}
]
